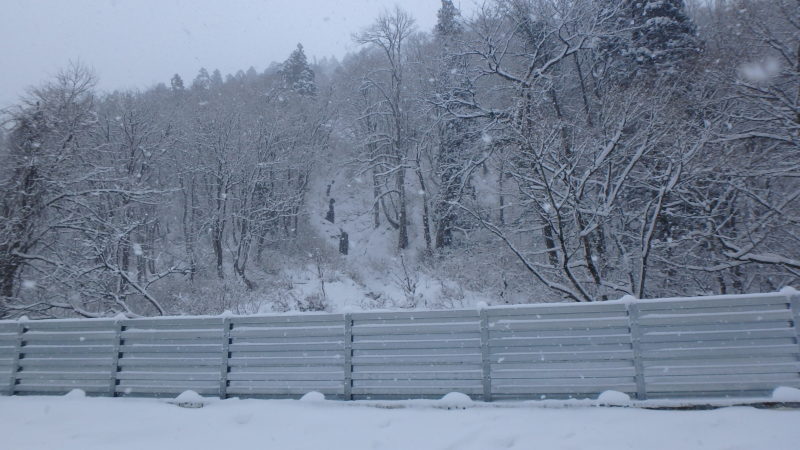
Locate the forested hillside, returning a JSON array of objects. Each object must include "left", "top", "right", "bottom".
[{"left": 1, "top": 0, "right": 797, "bottom": 318}]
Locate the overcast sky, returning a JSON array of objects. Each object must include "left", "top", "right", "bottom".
[{"left": 0, "top": 0, "right": 476, "bottom": 110}]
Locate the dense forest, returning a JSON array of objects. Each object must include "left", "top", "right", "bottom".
[{"left": 0, "top": 0, "right": 797, "bottom": 318}]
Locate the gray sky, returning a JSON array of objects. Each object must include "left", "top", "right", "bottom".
[{"left": 0, "top": 0, "right": 475, "bottom": 109}]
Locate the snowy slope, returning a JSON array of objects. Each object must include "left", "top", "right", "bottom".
[{"left": 300, "top": 158, "right": 495, "bottom": 312}]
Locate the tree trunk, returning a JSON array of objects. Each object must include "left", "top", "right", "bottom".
[
  {"left": 415, "top": 166, "right": 432, "bottom": 252},
  {"left": 212, "top": 225, "right": 224, "bottom": 279},
  {"left": 397, "top": 168, "right": 408, "bottom": 250}
]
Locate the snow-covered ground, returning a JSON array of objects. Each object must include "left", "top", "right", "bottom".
[
  {"left": 297, "top": 158, "right": 500, "bottom": 313},
  {"left": 1, "top": 393, "right": 798, "bottom": 450}
]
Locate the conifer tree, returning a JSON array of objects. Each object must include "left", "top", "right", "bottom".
[
  {"left": 170, "top": 73, "right": 184, "bottom": 91},
  {"left": 192, "top": 67, "right": 211, "bottom": 90},
  {"left": 211, "top": 69, "right": 224, "bottom": 89},
  {"left": 280, "top": 43, "right": 317, "bottom": 96},
  {"left": 597, "top": 0, "right": 701, "bottom": 80},
  {"left": 627, "top": 0, "right": 701, "bottom": 73},
  {"left": 432, "top": 0, "right": 473, "bottom": 249}
]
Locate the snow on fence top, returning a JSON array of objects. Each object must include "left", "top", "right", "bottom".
[{"left": 1, "top": 290, "right": 798, "bottom": 401}]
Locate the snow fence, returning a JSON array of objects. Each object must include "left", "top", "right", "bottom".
[{"left": 1, "top": 291, "right": 799, "bottom": 401}]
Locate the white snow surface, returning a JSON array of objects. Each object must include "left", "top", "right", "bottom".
[
  {"left": 439, "top": 392, "right": 473, "bottom": 406},
  {"left": 1, "top": 396, "right": 798, "bottom": 450},
  {"left": 772, "top": 386, "right": 800, "bottom": 402},
  {"left": 63, "top": 389, "right": 86, "bottom": 399},
  {"left": 597, "top": 390, "right": 631, "bottom": 405},
  {"left": 173, "top": 390, "right": 206, "bottom": 405},
  {"left": 300, "top": 391, "right": 326, "bottom": 402}
]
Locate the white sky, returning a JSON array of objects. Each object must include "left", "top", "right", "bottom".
[{"left": 0, "top": 0, "right": 476, "bottom": 109}]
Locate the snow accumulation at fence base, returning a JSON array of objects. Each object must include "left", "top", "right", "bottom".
[{"left": 1, "top": 395, "right": 799, "bottom": 450}]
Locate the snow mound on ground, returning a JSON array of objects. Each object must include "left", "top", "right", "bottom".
[
  {"left": 64, "top": 389, "right": 86, "bottom": 399},
  {"left": 300, "top": 391, "right": 326, "bottom": 402},
  {"left": 439, "top": 392, "right": 473, "bottom": 406},
  {"left": 597, "top": 390, "right": 631, "bottom": 405},
  {"left": 173, "top": 390, "right": 206, "bottom": 408},
  {"left": 772, "top": 386, "right": 800, "bottom": 402}
]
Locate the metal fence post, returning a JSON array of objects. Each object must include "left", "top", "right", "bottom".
[
  {"left": 7, "top": 321, "right": 24, "bottom": 396},
  {"left": 790, "top": 294, "right": 800, "bottom": 355},
  {"left": 626, "top": 302, "right": 647, "bottom": 400},
  {"left": 219, "top": 317, "right": 232, "bottom": 399},
  {"left": 480, "top": 309, "right": 492, "bottom": 402},
  {"left": 343, "top": 313, "right": 353, "bottom": 401},
  {"left": 109, "top": 321, "right": 123, "bottom": 397}
]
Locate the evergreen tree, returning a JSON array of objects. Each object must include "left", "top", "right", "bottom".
[
  {"left": 280, "top": 43, "right": 317, "bottom": 96},
  {"left": 629, "top": 0, "right": 700, "bottom": 71},
  {"left": 597, "top": 0, "right": 701, "bottom": 80},
  {"left": 626, "top": 0, "right": 701, "bottom": 74},
  {"left": 211, "top": 69, "right": 224, "bottom": 89},
  {"left": 435, "top": 0, "right": 462, "bottom": 37},
  {"left": 170, "top": 73, "right": 184, "bottom": 91},
  {"left": 192, "top": 67, "right": 211, "bottom": 90},
  {"left": 432, "top": 0, "right": 473, "bottom": 249}
]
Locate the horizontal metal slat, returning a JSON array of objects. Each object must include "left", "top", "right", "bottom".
[
  {"left": 489, "top": 328, "right": 630, "bottom": 339},
  {"left": 354, "top": 347, "right": 480, "bottom": 357},
  {"left": 638, "top": 310, "right": 791, "bottom": 326},
  {"left": 491, "top": 343, "right": 631, "bottom": 355},
  {"left": 491, "top": 385, "right": 634, "bottom": 395},
  {"left": 493, "top": 377, "right": 634, "bottom": 388},
  {"left": 228, "top": 356, "right": 343, "bottom": 366},
  {"left": 116, "top": 386, "right": 219, "bottom": 395},
  {"left": 229, "top": 342, "right": 343, "bottom": 352},
  {"left": 16, "top": 372, "right": 112, "bottom": 381},
  {"left": 21, "top": 345, "right": 112, "bottom": 355},
  {"left": 120, "top": 344, "right": 222, "bottom": 354},
  {"left": 117, "top": 358, "right": 221, "bottom": 367},
  {"left": 490, "top": 360, "right": 633, "bottom": 371},
  {"left": 491, "top": 350, "right": 634, "bottom": 363},
  {"left": 115, "top": 372, "right": 219, "bottom": 381},
  {"left": 489, "top": 317, "right": 629, "bottom": 332},
  {"left": 488, "top": 303, "right": 626, "bottom": 317},
  {"left": 646, "top": 381, "right": 800, "bottom": 393},
  {"left": 226, "top": 386, "right": 343, "bottom": 395},
  {"left": 121, "top": 329, "right": 222, "bottom": 339},
  {"left": 640, "top": 328, "right": 796, "bottom": 343},
  {"left": 352, "top": 309, "right": 478, "bottom": 321},
  {"left": 232, "top": 314, "right": 344, "bottom": 325},
  {"left": 642, "top": 344, "right": 799, "bottom": 360},
  {"left": 352, "top": 339, "right": 477, "bottom": 350},
  {"left": 641, "top": 321, "right": 792, "bottom": 335},
  {"left": 350, "top": 386, "right": 483, "bottom": 395},
  {"left": 352, "top": 323, "right": 479, "bottom": 336},
  {"left": 351, "top": 371, "right": 481, "bottom": 381},
  {"left": 491, "top": 367, "right": 636, "bottom": 379},
  {"left": 351, "top": 364, "right": 482, "bottom": 373},
  {"left": 352, "top": 355, "right": 481, "bottom": 365},
  {"left": 641, "top": 337, "right": 797, "bottom": 351},
  {"left": 231, "top": 328, "right": 343, "bottom": 339},
  {"left": 644, "top": 362, "right": 800, "bottom": 376},
  {"left": 14, "top": 384, "right": 108, "bottom": 393},
  {"left": 646, "top": 373, "right": 800, "bottom": 385},
  {"left": 227, "top": 372, "right": 343, "bottom": 382},
  {"left": 489, "top": 335, "right": 631, "bottom": 347},
  {"left": 637, "top": 295, "right": 790, "bottom": 311}
]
